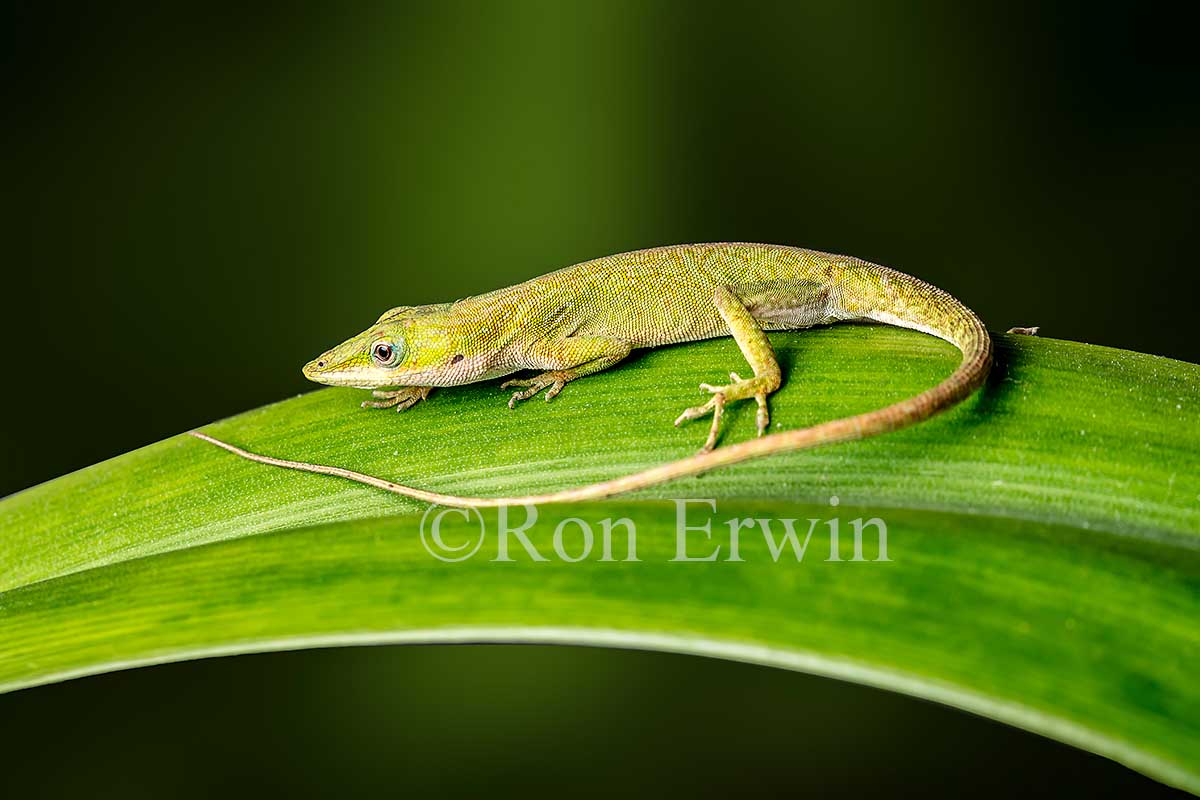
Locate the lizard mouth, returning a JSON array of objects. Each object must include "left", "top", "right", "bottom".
[
  {"left": 302, "top": 356, "right": 397, "bottom": 390},
  {"left": 303, "top": 357, "right": 356, "bottom": 386},
  {"left": 301, "top": 356, "right": 328, "bottom": 382}
]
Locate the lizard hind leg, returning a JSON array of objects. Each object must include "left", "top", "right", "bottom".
[{"left": 674, "top": 287, "right": 783, "bottom": 452}]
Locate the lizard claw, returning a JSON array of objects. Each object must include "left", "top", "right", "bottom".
[
  {"left": 361, "top": 386, "right": 431, "bottom": 411},
  {"left": 675, "top": 373, "right": 775, "bottom": 451},
  {"left": 674, "top": 392, "right": 726, "bottom": 452},
  {"left": 502, "top": 374, "right": 568, "bottom": 408}
]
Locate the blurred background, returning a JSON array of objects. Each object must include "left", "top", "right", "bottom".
[{"left": 2, "top": 1, "right": 1195, "bottom": 796}]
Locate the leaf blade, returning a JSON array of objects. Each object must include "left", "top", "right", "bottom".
[{"left": 2, "top": 329, "right": 1199, "bottom": 791}]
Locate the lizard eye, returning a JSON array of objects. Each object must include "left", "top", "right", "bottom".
[{"left": 371, "top": 341, "right": 398, "bottom": 366}]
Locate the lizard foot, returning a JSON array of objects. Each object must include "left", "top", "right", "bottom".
[
  {"left": 361, "top": 386, "right": 432, "bottom": 412},
  {"left": 674, "top": 372, "right": 772, "bottom": 452},
  {"left": 502, "top": 372, "right": 569, "bottom": 408}
]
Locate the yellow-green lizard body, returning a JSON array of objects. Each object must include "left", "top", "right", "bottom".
[{"left": 193, "top": 243, "right": 993, "bottom": 506}]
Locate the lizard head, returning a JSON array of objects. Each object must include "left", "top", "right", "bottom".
[{"left": 303, "top": 305, "right": 454, "bottom": 389}]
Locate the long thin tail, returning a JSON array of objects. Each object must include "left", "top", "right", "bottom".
[{"left": 189, "top": 272, "right": 992, "bottom": 509}]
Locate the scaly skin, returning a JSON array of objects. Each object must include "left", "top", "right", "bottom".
[{"left": 191, "top": 243, "right": 993, "bottom": 506}]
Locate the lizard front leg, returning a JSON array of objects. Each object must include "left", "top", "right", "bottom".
[
  {"left": 675, "top": 286, "right": 783, "bottom": 452},
  {"left": 502, "top": 337, "right": 632, "bottom": 408},
  {"left": 361, "top": 386, "right": 432, "bottom": 412}
]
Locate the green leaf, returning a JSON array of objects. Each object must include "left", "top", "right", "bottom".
[{"left": 2, "top": 328, "right": 1198, "bottom": 791}]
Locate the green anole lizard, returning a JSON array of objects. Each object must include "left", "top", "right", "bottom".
[{"left": 191, "top": 243, "right": 999, "bottom": 507}]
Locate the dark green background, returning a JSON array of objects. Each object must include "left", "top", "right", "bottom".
[{"left": 2, "top": 2, "right": 1195, "bottom": 797}]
